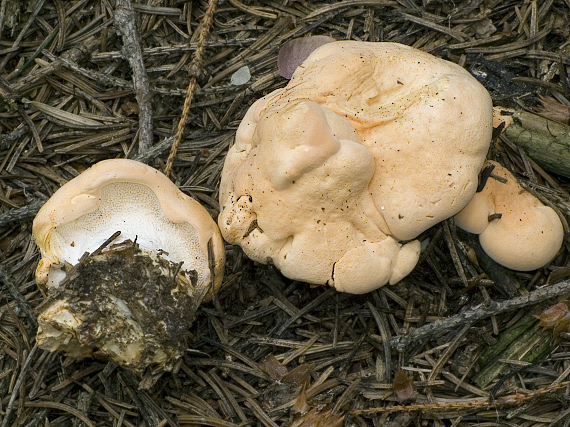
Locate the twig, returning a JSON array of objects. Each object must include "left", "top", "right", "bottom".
[
  {"left": 0, "top": 125, "right": 23, "bottom": 150},
  {"left": 0, "top": 199, "right": 44, "bottom": 227},
  {"left": 164, "top": 0, "right": 219, "bottom": 177},
  {"left": 114, "top": 0, "right": 153, "bottom": 153},
  {"left": 13, "top": 36, "right": 99, "bottom": 91},
  {"left": 134, "top": 136, "right": 173, "bottom": 164},
  {"left": 90, "top": 39, "right": 256, "bottom": 61},
  {"left": 391, "top": 278, "right": 570, "bottom": 352},
  {"left": 1, "top": 344, "right": 39, "bottom": 427},
  {"left": 494, "top": 106, "right": 570, "bottom": 178},
  {"left": 351, "top": 380, "right": 570, "bottom": 415}
]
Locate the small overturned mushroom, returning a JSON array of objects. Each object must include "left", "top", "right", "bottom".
[
  {"left": 454, "top": 160, "right": 564, "bottom": 271},
  {"left": 219, "top": 41, "right": 493, "bottom": 293},
  {"left": 33, "top": 159, "right": 225, "bottom": 372}
]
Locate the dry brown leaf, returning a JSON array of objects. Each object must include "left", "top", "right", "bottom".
[
  {"left": 292, "top": 405, "right": 344, "bottom": 427},
  {"left": 536, "top": 301, "right": 570, "bottom": 337},
  {"left": 258, "top": 354, "right": 288, "bottom": 381},
  {"left": 548, "top": 267, "right": 570, "bottom": 285},
  {"left": 393, "top": 370, "right": 417, "bottom": 405},
  {"left": 291, "top": 387, "right": 310, "bottom": 416},
  {"left": 536, "top": 95, "right": 570, "bottom": 124},
  {"left": 282, "top": 363, "right": 314, "bottom": 387}
]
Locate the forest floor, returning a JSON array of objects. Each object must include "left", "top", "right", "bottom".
[{"left": 1, "top": 0, "right": 570, "bottom": 426}]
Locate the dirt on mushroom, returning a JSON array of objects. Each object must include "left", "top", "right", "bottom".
[{"left": 38, "top": 238, "right": 200, "bottom": 373}]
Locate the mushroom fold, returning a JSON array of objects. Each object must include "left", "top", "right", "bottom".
[
  {"left": 33, "top": 159, "right": 225, "bottom": 372},
  {"left": 219, "top": 41, "right": 493, "bottom": 293}
]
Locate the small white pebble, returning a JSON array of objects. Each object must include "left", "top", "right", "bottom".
[{"left": 231, "top": 66, "right": 251, "bottom": 85}]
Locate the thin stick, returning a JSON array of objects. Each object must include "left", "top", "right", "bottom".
[
  {"left": 1, "top": 345, "right": 39, "bottom": 427},
  {"left": 115, "top": 0, "right": 153, "bottom": 153},
  {"left": 0, "top": 265, "right": 37, "bottom": 327},
  {"left": 351, "top": 380, "right": 570, "bottom": 415},
  {"left": 164, "top": 0, "right": 218, "bottom": 177},
  {"left": 391, "top": 278, "right": 570, "bottom": 352},
  {"left": 0, "top": 199, "right": 43, "bottom": 227}
]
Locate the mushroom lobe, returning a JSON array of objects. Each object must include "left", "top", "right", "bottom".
[
  {"left": 32, "top": 159, "right": 225, "bottom": 372},
  {"left": 455, "top": 160, "right": 564, "bottom": 271}
]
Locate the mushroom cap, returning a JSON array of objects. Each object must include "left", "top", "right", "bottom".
[
  {"left": 454, "top": 160, "right": 564, "bottom": 271},
  {"left": 492, "top": 106, "right": 514, "bottom": 129},
  {"left": 219, "top": 41, "right": 492, "bottom": 293},
  {"left": 33, "top": 158, "right": 224, "bottom": 296}
]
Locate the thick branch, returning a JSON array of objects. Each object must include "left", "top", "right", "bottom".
[
  {"left": 494, "top": 107, "right": 570, "bottom": 178},
  {"left": 0, "top": 199, "right": 43, "bottom": 227}
]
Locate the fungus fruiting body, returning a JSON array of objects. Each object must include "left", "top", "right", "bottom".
[
  {"left": 454, "top": 160, "right": 564, "bottom": 271},
  {"left": 33, "top": 159, "right": 225, "bottom": 372},
  {"left": 219, "top": 41, "right": 494, "bottom": 293}
]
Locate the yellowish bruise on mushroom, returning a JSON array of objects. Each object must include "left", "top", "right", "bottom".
[
  {"left": 454, "top": 160, "right": 564, "bottom": 271},
  {"left": 219, "top": 41, "right": 493, "bottom": 293},
  {"left": 492, "top": 106, "right": 514, "bottom": 129},
  {"left": 32, "top": 159, "right": 225, "bottom": 372}
]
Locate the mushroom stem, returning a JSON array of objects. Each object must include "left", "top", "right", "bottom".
[{"left": 36, "top": 238, "right": 204, "bottom": 373}]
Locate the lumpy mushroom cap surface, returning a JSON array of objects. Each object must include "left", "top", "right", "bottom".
[
  {"left": 219, "top": 41, "right": 492, "bottom": 293},
  {"left": 455, "top": 160, "right": 564, "bottom": 271}
]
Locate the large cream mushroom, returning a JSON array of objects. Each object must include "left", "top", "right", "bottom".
[
  {"left": 454, "top": 160, "right": 564, "bottom": 270},
  {"left": 33, "top": 159, "right": 225, "bottom": 372},
  {"left": 219, "top": 41, "right": 493, "bottom": 294}
]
